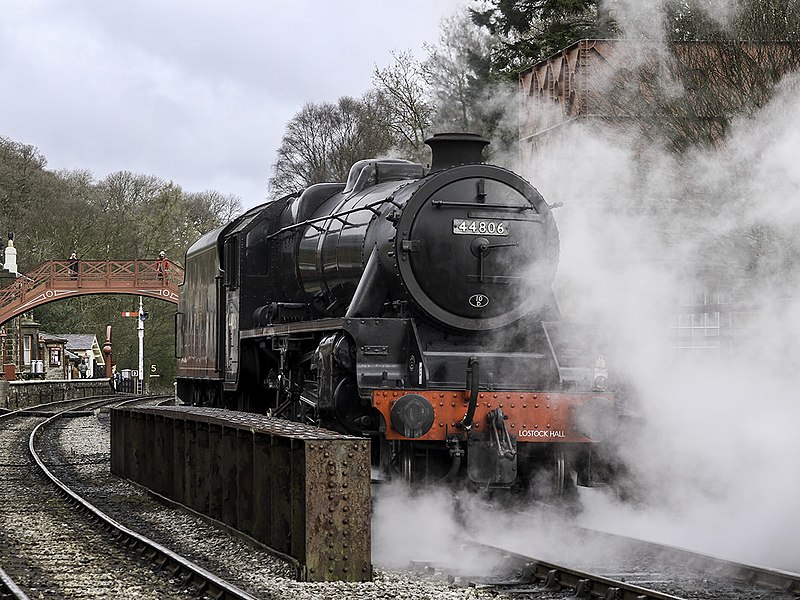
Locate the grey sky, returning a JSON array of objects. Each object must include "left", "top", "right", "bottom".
[{"left": 1, "top": 0, "right": 463, "bottom": 208}]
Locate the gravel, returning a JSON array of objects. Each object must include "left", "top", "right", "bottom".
[{"left": 45, "top": 409, "right": 511, "bottom": 600}]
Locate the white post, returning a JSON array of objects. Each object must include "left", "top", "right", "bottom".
[{"left": 138, "top": 295, "right": 145, "bottom": 394}]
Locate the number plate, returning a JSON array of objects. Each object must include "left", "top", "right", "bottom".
[{"left": 452, "top": 219, "right": 509, "bottom": 236}]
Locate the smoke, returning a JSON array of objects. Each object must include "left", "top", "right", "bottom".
[
  {"left": 371, "top": 483, "right": 515, "bottom": 575},
  {"left": 605, "top": 0, "right": 739, "bottom": 39},
  {"left": 370, "top": 0, "right": 800, "bottom": 577},
  {"left": 371, "top": 483, "right": 612, "bottom": 574},
  {"left": 521, "top": 7, "right": 800, "bottom": 572}
]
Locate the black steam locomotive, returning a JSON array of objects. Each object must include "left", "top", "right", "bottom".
[{"left": 176, "top": 133, "right": 618, "bottom": 496}]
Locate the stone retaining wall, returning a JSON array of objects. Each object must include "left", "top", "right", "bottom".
[{"left": 0, "top": 379, "right": 113, "bottom": 410}]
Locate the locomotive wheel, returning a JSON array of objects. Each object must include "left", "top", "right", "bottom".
[
  {"left": 394, "top": 441, "right": 461, "bottom": 485},
  {"left": 399, "top": 442, "right": 414, "bottom": 483},
  {"left": 524, "top": 445, "right": 578, "bottom": 506},
  {"left": 552, "top": 446, "right": 568, "bottom": 497}
]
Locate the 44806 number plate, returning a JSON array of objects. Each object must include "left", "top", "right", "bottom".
[{"left": 452, "top": 219, "right": 509, "bottom": 236}]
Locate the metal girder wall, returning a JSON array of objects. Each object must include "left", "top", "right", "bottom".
[{"left": 111, "top": 405, "right": 372, "bottom": 582}]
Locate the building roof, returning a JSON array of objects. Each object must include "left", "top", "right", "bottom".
[
  {"left": 52, "top": 333, "right": 98, "bottom": 352},
  {"left": 39, "top": 332, "right": 68, "bottom": 343}
]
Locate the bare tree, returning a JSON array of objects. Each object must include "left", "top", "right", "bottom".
[
  {"left": 372, "top": 51, "right": 434, "bottom": 163},
  {"left": 422, "top": 9, "right": 521, "bottom": 156},
  {"left": 269, "top": 96, "right": 394, "bottom": 196},
  {"left": 423, "top": 11, "right": 492, "bottom": 132}
]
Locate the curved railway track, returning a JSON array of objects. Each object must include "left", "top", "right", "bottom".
[
  {"left": 0, "top": 396, "right": 260, "bottom": 600},
  {"left": 3, "top": 394, "right": 797, "bottom": 600}
]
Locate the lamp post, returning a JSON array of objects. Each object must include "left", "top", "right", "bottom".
[
  {"left": 138, "top": 296, "right": 145, "bottom": 394},
  {"left": 0, "top": 325, "right": 6, "bottom": 368}
]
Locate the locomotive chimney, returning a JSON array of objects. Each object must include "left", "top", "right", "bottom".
[{"left": 425, "top": 132, "right": 489, "bottom": 171}]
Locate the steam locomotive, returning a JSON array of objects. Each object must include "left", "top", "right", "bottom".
[{"left": 176, "top": 133, "right": 619, "bottom": 497}]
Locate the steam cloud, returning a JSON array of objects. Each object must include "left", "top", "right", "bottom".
[
  {"left": 371, "top": 0, "right": 800, "bottom": 577},
  {"left": 531, "top": 0, "right": 800, "bottom": 573}
]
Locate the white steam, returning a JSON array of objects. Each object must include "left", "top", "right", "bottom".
[
  {"left": 371, "top": 0, "right": 800, "bottom": 577},
  {"left": 605, "top": 0, "right": 739, "bottom": 39},
  {"left": 526, "top": 39, "right": 800, "bottom": 574}
]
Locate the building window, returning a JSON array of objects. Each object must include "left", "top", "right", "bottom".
[
  {"left": 671, "top": 286, "right": 735, "bottom": 352},
  {"left": 23, "top": 335, "right": 33, "bottom": 365},
  {"left": 49, "top": 347, "right": 61, "bottom": 366}
]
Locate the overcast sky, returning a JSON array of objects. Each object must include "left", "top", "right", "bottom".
[{"left": 1, "top": 0, "right": 464, "bottom": 209}]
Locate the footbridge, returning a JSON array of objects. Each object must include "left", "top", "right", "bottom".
[{"left": 0, "top": 259, "right": 184, "bottom": 325}]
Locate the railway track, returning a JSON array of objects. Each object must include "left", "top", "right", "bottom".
[
  {"left": 565, "top": 525, "right": 800, "bottom": 598},
  {"left": 0, "top": 396, "right": 260, "bottom": 600},
  {"left": 4, "top": 394, "right": 795, "bottom": 599},
  {"left": 437, "top": 520, "right": 800, "bottom": 599}
]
